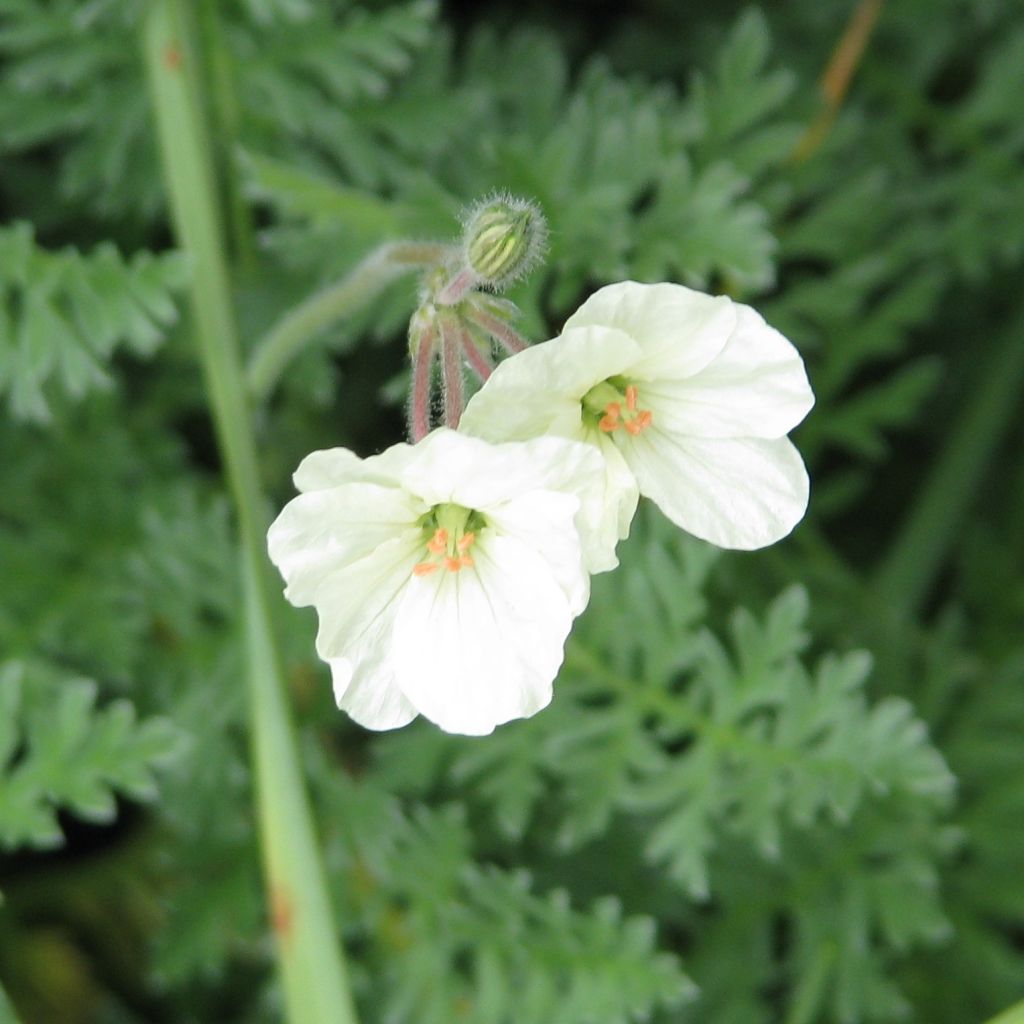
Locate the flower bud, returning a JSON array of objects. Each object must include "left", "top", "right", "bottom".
[{"left": 461, "top": 195, "right": 547, "bottom": 291}]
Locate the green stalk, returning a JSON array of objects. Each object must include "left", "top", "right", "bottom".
[
  {"left": 985, "top": 1002, "right": 1024, "bottom": 1024},
  {"left": 196, "top": 0, "right": 258, "bottom": 272},
  {"left": 143, "top": 5, "right": 357, "bottom": 1022},
  {"left": 246, "top": 240, "right": 448, "bottom": 402},
  {"left": 783, "top": 941, "right": 836, "bottom": 1024},
  {"left": 0, "top": 980, "right": 22, "bottom": 1024},
  {"left": 875, "top": 307, "right": 1024, "bottom": 620}
]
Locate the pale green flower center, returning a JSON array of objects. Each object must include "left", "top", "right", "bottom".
[
  {"left": 413, "top": 503, "right": 487, "bottom": 577},
  {"left": 581, "top": 378, "right": 654, "bottom": 436}
]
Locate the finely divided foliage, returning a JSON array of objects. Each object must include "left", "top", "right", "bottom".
[
  {"left": 0, "top": 223, "right": 187, "bottom": 420},
  {"left": 1, "top": 1, "right": 1023, "bottom": 1022},
  {"left": 0, "top": 661, "right": 182, "bottom": 850}
]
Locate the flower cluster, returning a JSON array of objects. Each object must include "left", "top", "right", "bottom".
[{"left": 268, "top": 206, "right": 814, "bottom": 735}]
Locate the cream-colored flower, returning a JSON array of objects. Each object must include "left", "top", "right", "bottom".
[
  {"left": 267, "top": 429, "right": 605, "bottom": 736},
  {"left": 460, "top": 281, "right": 814, "bottom": 550}
]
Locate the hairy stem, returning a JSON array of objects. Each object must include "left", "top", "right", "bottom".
[
  {"left": 410, "top": 321, "right": 436, "bottom": 441},
  {"left": 436, "top": 265, "right": 478, "bottom": 306},
  {"left": 875, "top": 306, "right": 1024, "bottom": 620},
  {"left": 247, "top": 241, "right": 448, "bottom": 402},
  {"left": 463, "top": 303, "right": 529, "bottom": 354},
  {"left": 460, "top": 323, "right": 494, "bottom": 382},
  {"left": 440, "top": 314, "right": 464, "bottom": 428},
  {"left": 143, "top": 5, "right": 358, "bottom": 1022}
]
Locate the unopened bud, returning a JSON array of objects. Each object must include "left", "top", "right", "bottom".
[{"left": 462, "top": 195, "right": 547, "bottom": 291}]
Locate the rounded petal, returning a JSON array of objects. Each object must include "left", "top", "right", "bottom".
[
  {"left": 592, "top": 429, "right": 641, "bottom": 543},
  {"left": 483, "top": 491, "right": 590, "bottom": 615},
  {"left": 294, "top": 442, "right": 421, "bottom": 493},
  {"left": 312, "top": 531, "right": 422, "bottom": 660},
  {"left": 626, "top": 431, "right": 810, "bottom": 549},
  {"left": 640, "top": 304, "right": 813, "bottom": 440},
  {"left": 268, "top": 483, "right": 426, "bottom": 607},
  {"left": 459, "top": 325, "right": 640, "bottom": 443},
  {"left": 392, "top": 533, "right": 575, "bottom": 735},
  {"left": 563, "top": 281, "right": 736, "bottom": 381},
  {"left": 328, "top": 658, "right": 418, "bottom": 731}
]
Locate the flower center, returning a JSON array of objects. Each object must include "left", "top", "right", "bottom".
[
  {"left": 582, "top": 379, "right": 653, "bottom": 436},
  {"left": 412, "top": 503, "right": 484, "bottom": 577}
]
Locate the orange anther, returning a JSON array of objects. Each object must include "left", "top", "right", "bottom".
[
  {"left": 598, "top": 414, "right": 619, "bottom": 432},
  {"left": 625, "top": 385, "right": 638, "bottom": 411},
  {"left": 427, "top": 528, "right": 448, "bottom": 554},
  {"left": 636, "top": 410, "right": 653, "bottom": 429},
  {"left": 457, "top": 532, "right": 475, "bottom": 553},
  {"left": 444, "top": 556, "right": 463, "bottom": 572},
  {"left": 605, "top": 402, "right": 621, "bottom": 420},
  {"left": 459, "top": 554, "right": 474, "bottom": 568},
  {"left": 413, "top": 561, "right": 439, "bottom": 576},
  {"left": 624, "top": 419, "right": 642, "bottom": 435}
]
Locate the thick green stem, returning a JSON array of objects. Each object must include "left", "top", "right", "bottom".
[
  {"left": 0, "top": 980, "right": 22, "bottom": 1024},
  {"left": 874, "top": 307, "right": 1024, "bottom": 619},
  {"left": 985, "top": 1001, "right": 1024, "bottom": 1024},
  {"left": 196, "top": 0, "right": 258, "bottom": 272},
  {"left": 247, "top": 241, "right": 448, "bottom": 402},
  {"left": 143, "top": 5, "right": 358, "bottom": 1022}
]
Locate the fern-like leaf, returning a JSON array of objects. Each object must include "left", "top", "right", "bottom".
[{"left": 0, "top": 223, "right": 186, "bottom": 420}]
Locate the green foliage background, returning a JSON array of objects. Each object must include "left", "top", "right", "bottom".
[{"left": 1, "top": 0, "right": 1023, "bottom": 1021}]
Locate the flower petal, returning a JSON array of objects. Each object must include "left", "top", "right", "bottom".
[
  {"left": 563, "top": 281, "right": 736, "bottom": 381},
  {"left": 459, "top": 325, "right": 640, "bottom": 443},
  {"left": 268, "top": 483, "right": 426, "bottom": 607},
  {"left": 592, "top": 428, "right": 640, "bottom": 543},
  {"left": 625, "top": 431, "right": 810, "bottom": 549},
  {"left": 293, "top": 443, "right": 420, "bottom": 493},
  {"left": 328, "top": 658, "right": 418, "bottom": 731},
  {"left": 483, "top": 491, "right": 589, "bottom": 615},
  {"left": 640, "top": 304, "right": 813, "bottom": 440},
  {"left": 392, "top": 533, "right": 574, "bottom": 735},
  {"left": 404, "top": 429, "right": 621, "bottom": 574},
  {"left": 312, "top": 531, "right": 422, "bottom": 660}
]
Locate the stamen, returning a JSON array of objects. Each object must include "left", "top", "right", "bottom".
[
  {"left": 591, "top": 385, "right": 653, "bottom": 436},
  {"left": 599, "top": 402, "right": 622, "bottom": 433},
  {"left": 412, "top": 504, "right": 483, "bottom": 579}
]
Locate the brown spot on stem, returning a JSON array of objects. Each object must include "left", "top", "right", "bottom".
[
  {"left": 270, "top": 883, "right": 293, "bottom": 940},
  {"left": 163, "top": 44, "right": 183, "bottom": 71}
]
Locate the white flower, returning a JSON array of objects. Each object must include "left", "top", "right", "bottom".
[
  {"left": 460, "top": 281, "right": 815, "bottom": 550},
  {"left": 267, "top": 428, "right": 607, "bottom": 736}
]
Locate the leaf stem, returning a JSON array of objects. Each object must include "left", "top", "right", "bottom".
[
  {"left": 874, "top": 306, "right": 1024, "bottom": 620},
  {"left": 247, "top": 241, "right": 447, "bottom": 402},
  {"left": 143, "top": 4, "right": 358, "bottom": 1022}
]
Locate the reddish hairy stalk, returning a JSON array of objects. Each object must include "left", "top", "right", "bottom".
[
  {"left": 460, "top": 324, "right": 494, "bottom": 382},
  {"left": 436, "top": 267, "right": 478, "bottom": 306},
  {"left": 410, "top": 324, "right": 436, "bottom": 441},
  {"left": 463, "top": 304, "right": 529, "bottom": 354},
  {"left": 440, "top": 316, "right": 464, "bottom": 429}
]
